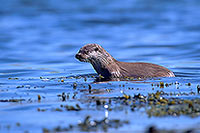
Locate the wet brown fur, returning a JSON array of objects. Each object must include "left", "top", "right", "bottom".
[{"left": 75, "top": 44, "right": 175, "bottom": 79}]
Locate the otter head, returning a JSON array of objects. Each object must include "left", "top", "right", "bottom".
[
  {"left": 75, "top": 44, "right": 118, "bottom": 78},
  {"left": 75, "top": 44, "right": 112, "bottom": 63}
]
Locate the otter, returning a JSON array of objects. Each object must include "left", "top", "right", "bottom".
[{"left": 75, "top": 44, "right": 175, "bottom": 79}]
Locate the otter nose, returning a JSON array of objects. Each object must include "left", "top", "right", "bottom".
[{"left": 75, "top": 53, "right": 81, "bottom": 59}]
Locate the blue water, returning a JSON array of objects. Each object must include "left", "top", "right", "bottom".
[{"left": 0, "top": 0, "right": 200, "bottom": 132}]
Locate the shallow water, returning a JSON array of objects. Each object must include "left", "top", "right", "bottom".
[{"left": 0, "top": 0, "right": 200, "bottom": 132}]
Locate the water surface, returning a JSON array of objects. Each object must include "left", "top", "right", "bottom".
[{"left": 0, "top": 0, "right": 200, "bottom": 132}]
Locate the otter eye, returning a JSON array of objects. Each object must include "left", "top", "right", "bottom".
[
  {"left": 84, "top": 50, "right": 89, "bottom": 54},
  {"left": 94, "top": 48, "right": 99, "bottom": 51}
]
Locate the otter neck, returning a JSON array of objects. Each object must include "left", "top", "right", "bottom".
[{"left": 90, "top": 54, "right": 121, "bottom": 78}]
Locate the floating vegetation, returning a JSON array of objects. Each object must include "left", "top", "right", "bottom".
[
  {"left": 43, "top": 115, "right": 129, "bottom": 132},
  {"left": 37, "top": 108, "right": 47, "bottom": 112},
  {"left": 0, "top": 99, "right": 25, "bottom": 102},
  {"left": 146, "top": 126, "right": 195, "bottom": 133},
  {"left": 186, "top": 83, "right": 191, "bottom": 86},
  {"left": 106, "top": 91, "right": 200, "bottom": 117},
  {"left": 38, "top": 95, "right": 41, "bottom": 101},
  {"left": 16, "top": 85, "right": 25, "bottom": 88},
  {"left": 197, "top": 85, "right": 200, "bottom": 94},
  {"left": 77, "top": 116, "right": 129, "bottom": 132},
  {"left": 83, "top": 90, "right": 200, "bottom": 118},
  {"left": 151, "top": 82, "right": 173, "bottom": 88},
  {"left": 147, "top": 100, "right": 200, "bottom": 117},
  {"left": 60, "top": 104, "right": 82, "bottom": 111},
  {"left": 2, "top": 74, "right": 200, "bottom": 132},
  {"left": 73, "top": 83, "right": 77, "bottom": 89},
  {"left": 57, "top": 92, "right": 67, "bottom": 101},
  {"left": 8, "top": 77, "right": 19, "bottom": 80},
  {"left": 88, "top": 84, "right": 92, "bottom": 93},
  {"left": 16, "top": 122, "right": 21, "bottom": 127}
]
